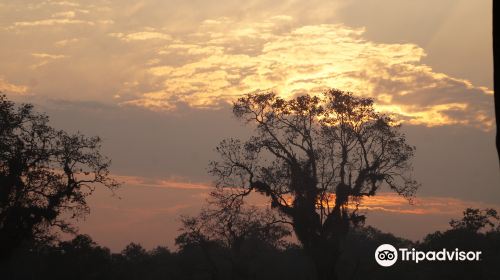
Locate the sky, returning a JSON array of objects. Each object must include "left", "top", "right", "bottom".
[{"left": 0, "top": 0, "right": 497, "bottom": 251}]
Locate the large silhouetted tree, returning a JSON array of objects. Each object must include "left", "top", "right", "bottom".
[
  {"left": 0, "top": 95, "right": 119, "bottom": 261},
  {"left": 209, "top": 89, "right": 418, "bottom": 280}
]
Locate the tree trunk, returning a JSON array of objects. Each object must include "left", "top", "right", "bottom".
[
  {"left": 311, "top": 243, "right": 339, "bottom": 280},
  {"left": 290, "top": 198, "right": 344, "bottom": 280}
]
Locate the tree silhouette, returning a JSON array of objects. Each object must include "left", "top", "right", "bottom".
[
  {"left": 3, "top": 208, "right": 500, "bottom": 279},
  {"left": 449, "top": 208, "right": 499, "bottom": 232},
  {"left": 176, "top": 195, "right": 291, "bottom": 280},
  {"left": 419, "top": 208, "right": 500, "bottom": 280},
  {"left": 209, "top": 89, "right": 418, "bottom": 280},
  {"left": 0, "top": 95, "right": 119, "bottom": 262}
]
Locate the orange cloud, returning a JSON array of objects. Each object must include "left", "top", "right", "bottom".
[
  {"left": 12, "top": 18, "right": 95, "bottom": 27},
  {"left": 109, "top": 31, "right": 172, "bottom": 42},
  {"left": 115, "top": 175, "right": 212, "bottom": 190},
  {"left": 0, "top": 77, "right": 28, "bottom": 94},
  {"left": 77, "top": 175, "right": 499, "bottom": 250},
  {"left": 115, "top": 175, "right": 498, "bottom": 217},
  {"left": 353, "top": 193, "right": 493, "bottom": 216}
]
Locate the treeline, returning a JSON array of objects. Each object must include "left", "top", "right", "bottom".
[
  {"left": 2, "top": 208, "right": 500, "bottom": 280},
  {"left": 2, "top": 94, "right": 499, "bottom": 280}
]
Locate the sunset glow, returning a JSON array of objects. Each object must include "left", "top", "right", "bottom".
[{"left": 0, "top": 0, "right": 497, "bottom": 254}]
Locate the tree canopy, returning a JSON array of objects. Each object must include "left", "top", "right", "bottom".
[
  {"left": 0, "top": 95, "right": 119, "bottom": 261},
  {"left": 209, "top": 89, "right": 418, "bottom": 279}
]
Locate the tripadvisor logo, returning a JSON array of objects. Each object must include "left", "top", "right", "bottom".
[
  {"left": 375, "top": 244, "right": 398, "bottom": 267},
  {"left": 374, "top": 244, "right": 482, "bottom": 267}
]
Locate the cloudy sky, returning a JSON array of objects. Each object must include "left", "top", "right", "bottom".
[{"left": 0, "top": 0, "right": 497, "bottom": 251}]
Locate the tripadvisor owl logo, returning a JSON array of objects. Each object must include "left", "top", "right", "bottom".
[
  {"left": 375, "top": 244, "right": 398, "bottom": 267},
  {"left": 374, "top": 244, "right": 482, "bottom": 267}
]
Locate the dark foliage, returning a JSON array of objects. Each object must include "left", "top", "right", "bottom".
[
  {"left": 0, "top": 95, "right": 119, "bottom": 261},
  {"left": 209, "top": 90, "right": 418, "bottom": 279},
  {"left": 2, "top": 93, "right": 497, "bottom": 279},
  {"left": 176, "top": 196, "right": 291, "bottom": 280},
  {"left": 2, "top": 208, "right": 500, "bottom": 280}
]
